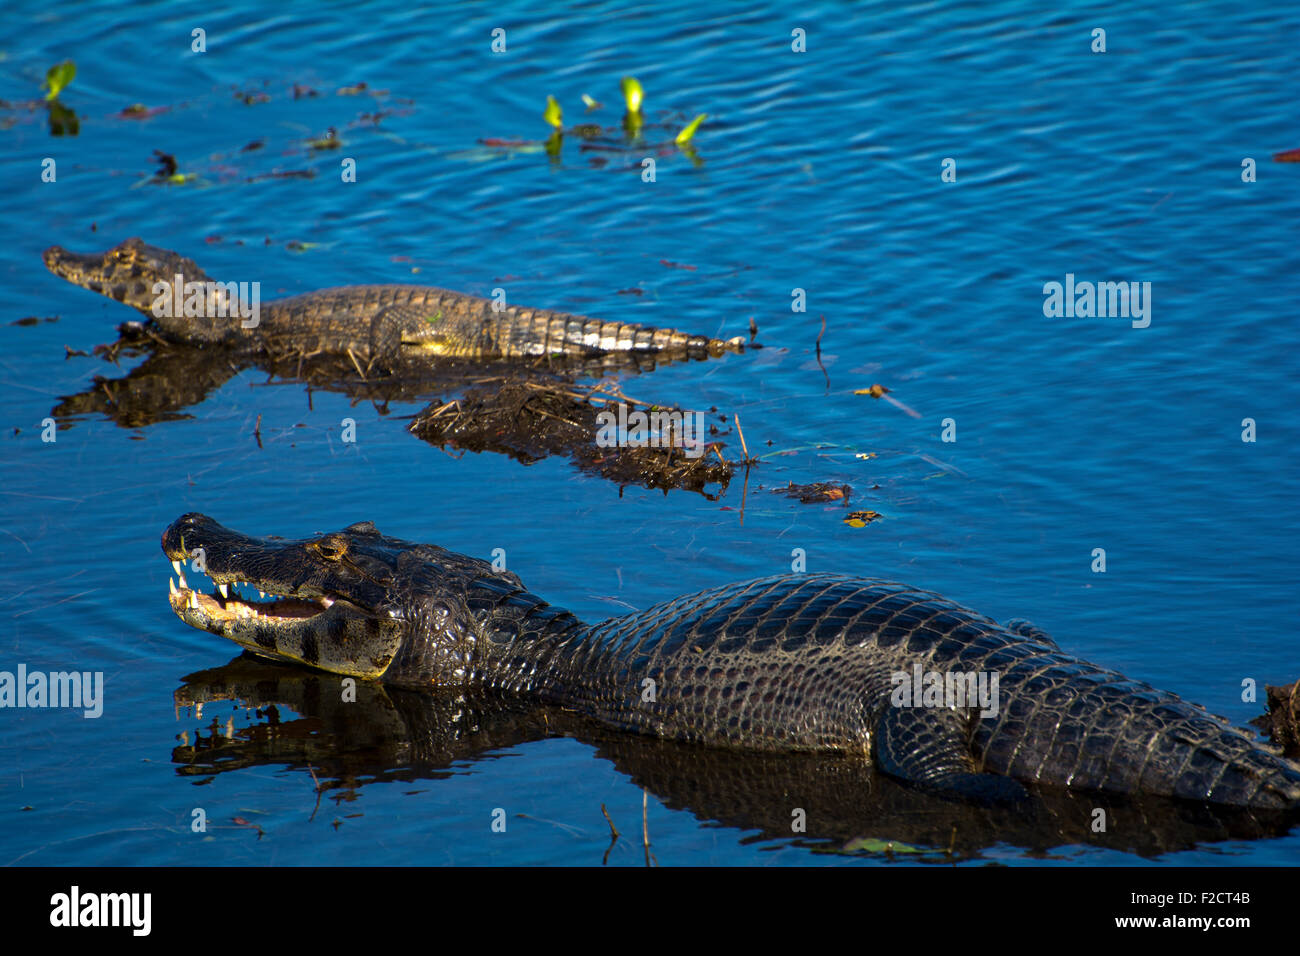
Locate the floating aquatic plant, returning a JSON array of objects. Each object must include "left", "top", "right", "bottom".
[
  {"left": 543, "top": 95, "right": 563, "bottom": 130},
  {"left": 676, "top": 113, "right": 707, "bottom": 146},
  {"left": 43, "top": 60, "right": 75, "bottom": 100}
]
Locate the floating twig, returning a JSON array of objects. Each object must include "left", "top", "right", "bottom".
[
  {"left": 601, "top": 803, "right": 621, "bottom": 841},
  {"left": 733, "top": 412, "right": 750, "bottom": 461},
  {"left": 641, "top": 789, "right": 656, "bottom": 867}
]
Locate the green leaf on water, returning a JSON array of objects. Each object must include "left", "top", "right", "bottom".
[
  {"left": 580, "top": 93, "right": 601, "bottom": 110},
  {"left": 620, "top": 76, "right": 643, "bottom": 113},
  {"left": 675, "top": 113, "right": 707, "bottom": 146},
  {"left": 543, "top": 95, "right": 563, "bottom": 129},
  {"left": 842, "top": 836, "right": 926, "bottom": 854},
  {"left": 43, "top": 60, "right": 75, "bottom": 100}
]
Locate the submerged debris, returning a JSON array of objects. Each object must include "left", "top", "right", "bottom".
[
  {"left": 773, "top": 481, "right": 852, "bottom": 504},
  {"left": 149, "top": 150, "right": 195, "bottom": 185},
  {"left": 1250, "top": 681, "right": 1300, "bottom": 758},
  {"left": 410, "top": 379, "right": 734, "bottom": 496},
  {"left": 854, "top": 384, "right": 890, "bottom": 398},
  {"left": 306, "top": 127, "right": 342, "bottom": 150},
  {"left": 843, "top": 510, "right": 882, "bottom": 527}
]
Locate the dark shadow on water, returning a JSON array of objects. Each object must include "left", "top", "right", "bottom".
[
  {"left": 50, "top": 326, "right": 741, "bottom": 497},
  {"left": 172, "top": 655, "right": 1300, "bottom": 862}
]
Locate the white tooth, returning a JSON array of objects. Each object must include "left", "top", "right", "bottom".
[
  {"left": 188, "top": 591, "right": 199, "bottom": 609},
  {"left": 169, "top": 577, "right": 178, "bottom": 596},
  {"left": 218, "top": 583, "right": 229, "bottom": 600},
  {"left": 259, "top": 590, "right": 266, "bottom": 599},
  {"left": 172, "top": 560, "right": 182, "bottom": 575},
  {"left": 178, "top": 569, "right": 188, "bottom": 589}
]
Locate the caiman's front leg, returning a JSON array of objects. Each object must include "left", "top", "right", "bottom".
[{"left": 370, "top": 303, "right": 492, "bottom": 359}]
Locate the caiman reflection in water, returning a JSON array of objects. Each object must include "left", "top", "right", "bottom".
[
  {"left": 51, "top": 328, "right": 739, "bottom": 496},
  {"left": 172, "top": 656, "right": 1299, "bottom": 861}
]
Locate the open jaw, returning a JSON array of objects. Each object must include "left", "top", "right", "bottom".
[
  {"left": 168, "top": 557, "right": 333, "bottom": 628},
  {"left": 162, "top": 553, "right": 400, "bottom": 679}
]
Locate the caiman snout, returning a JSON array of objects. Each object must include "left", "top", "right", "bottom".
[
  {"left": 44, "top": 237, "right": 221, "bottom": 325},
  {"left": 160, "top": 512, "right": 404, "bottom": 679},
  {"left": 43, "top": 244, "right": 92, "bottom": 282}
]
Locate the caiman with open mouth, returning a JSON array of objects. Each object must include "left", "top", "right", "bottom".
[
  {"left": 160, "top": 513, "right": 1300, "bottom": 810},
  {"left": 45, "top": 237, "right": 745, "bottom": 364}
]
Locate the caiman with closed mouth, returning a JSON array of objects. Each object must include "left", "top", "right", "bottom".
[
  {"left": 44, "top": 238, "right": 745, "bottom": 364},
  {"left": 160, "top": 513, "right": 1300, "bottom": 810}
]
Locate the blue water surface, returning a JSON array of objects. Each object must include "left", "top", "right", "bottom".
[{"left": 0, "top": 0, "right": 1297, "bottom": 865}]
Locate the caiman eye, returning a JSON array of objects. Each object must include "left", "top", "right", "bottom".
[{"left": 313, "top": 535, "right": 349, "bottom": 560}]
